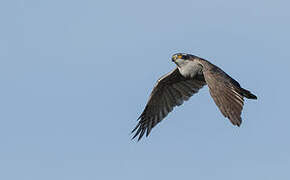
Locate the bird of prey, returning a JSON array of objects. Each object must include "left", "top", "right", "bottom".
[{"left": 132, "top": 53, "right": 257, "bottom": 141}]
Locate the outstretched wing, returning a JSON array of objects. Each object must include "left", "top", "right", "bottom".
[
  {"left": 132, "top": 68, "right": 206, "bottom": 141},
  {"left": 202, "top": 65, "right": 245, "bottom": 126}
]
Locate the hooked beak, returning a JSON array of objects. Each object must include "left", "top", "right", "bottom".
[{"left": 172, "top": 58, "right": 180, "bottom": 67}]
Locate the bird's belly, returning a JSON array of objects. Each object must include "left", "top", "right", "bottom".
[{"left": 179, "top": 61, "right": 202, "bottom": 78}]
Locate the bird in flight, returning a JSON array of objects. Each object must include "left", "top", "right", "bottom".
[{"left": 132, "top": 53, "right": 257, "bottom": 141}]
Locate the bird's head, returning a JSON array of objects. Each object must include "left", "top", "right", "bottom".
[{"left": 171, "top": 53, "right": 194, "bottom": 67}]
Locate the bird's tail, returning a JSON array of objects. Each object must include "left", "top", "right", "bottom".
[{"left": 240, "top": 88, "right": 257, "bottom": 99}]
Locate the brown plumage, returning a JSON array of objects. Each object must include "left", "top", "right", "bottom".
[{"left": 132, "top": 53, "right": 257, "bottom": 141}]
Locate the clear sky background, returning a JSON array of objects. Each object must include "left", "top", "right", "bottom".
[{"left": 1, "top": 0, "right": 289, "bottom": 179}]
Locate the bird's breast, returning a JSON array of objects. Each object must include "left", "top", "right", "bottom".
[{"left": 178, "top": 61, "right": 203, "bottom": 78}]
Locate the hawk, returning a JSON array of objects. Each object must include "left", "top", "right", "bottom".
[{"left": 132, "top": 53, "right": 257, "bottom": 141}]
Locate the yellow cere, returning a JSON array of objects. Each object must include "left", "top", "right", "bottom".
[{"left": 177, "top": 54, "right": 183, "bottom": 59}]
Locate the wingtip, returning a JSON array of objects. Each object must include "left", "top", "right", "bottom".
[
  {"left": 131, "top": 124, "right": 146, "bottom": 141},
  {"left": 229, "top": 116, "right": 242, "bottom": 127}
]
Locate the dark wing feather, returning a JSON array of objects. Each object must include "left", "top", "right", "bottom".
[
  {"left": 202, "top": 66, "right": 245, "bottom": 126},
  {"left": 132, "top": 68, "right": 206, "bottom": 140}
]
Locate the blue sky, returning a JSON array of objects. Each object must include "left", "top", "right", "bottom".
[{"left": 1, "top": 0, "right": 290, "bottom": 179}]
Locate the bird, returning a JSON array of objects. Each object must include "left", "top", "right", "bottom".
[{"left": 132, "top": 53, "right": 257, "bottom": 141}]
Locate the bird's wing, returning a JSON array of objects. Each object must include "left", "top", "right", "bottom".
[
  {"left": 202, "top": 65, "right": 245, "bottom": 126},
  {"left": 132, "top": 68, "right": 206, "bottom": 140}
]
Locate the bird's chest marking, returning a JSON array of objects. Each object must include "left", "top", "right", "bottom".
[{"left": 179, "top": 61, "right": 202, "bottom": 78}]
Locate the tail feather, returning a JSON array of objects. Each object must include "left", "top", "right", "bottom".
[{"left": 240, "top": 88, "right": 257, "bottom": 99}]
